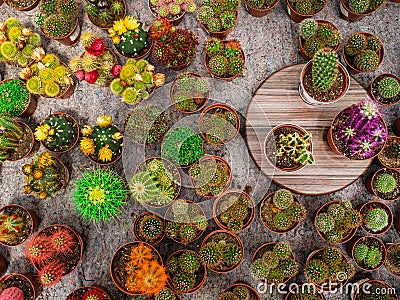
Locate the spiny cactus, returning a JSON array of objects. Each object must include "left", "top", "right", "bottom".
[
  {"left": 172, "top": 273, "right": 195, "bottom": 293},
  {"left": 274, "top": 242, "right": 291, "bottom": 259},
  {"left": 312, "top": 49, "right": 338, "bottom": 91},
  {"left": 280, "top": 258, "right": 298, "bottom": 278},
  {"left": 223, "top": 243, "right": 243, "bottom": 265},
  {"left": 316, "top": 213, "right": 335, "bottom": 233},
  {"left": 286, "top": 202, "right": 307, "bottom": 222},
  {"left": 43, "top": 15, "right": 70, "bottom": 39},
  {"left": 0, "top": 212, "right": 25, "bottom": 245},
  {"left": 262, "top": 251, "right": 279, "bottom": 269},
  {"left": 363, "top": 207, "right": 388, "bottom": 232},
  {"left": 25, "top": 234, "right": 54, "bottom": 264},
  {"left": 178, "top": 251, "right": 201, "bottom": 274},
  {"left": 365, "top": 246, "right": 383, "bottom": 269},
  {"left": 305, "top": 259, "right": 329, "bottom": 284},
  {"left": 345, "top": 33, "right": 367, "bottom": 56},
  {"left": 377, "top": 77, "right": 400, "bottom": 99},
  {"left": 200, "top": 241, "right": 223, "bottom": 267},
  {"left": 295, "top": 0, "right": 312, "bottom": 14},
  {"left": 138, "top": 214, "right": 164, "bottom": 242},
  {"left": 300, "top": 19, "right": 318, "bottom": 40},
  {"left": 348, "top": 0, "right": 369, "bottom": 14},
  {"left": 0, "top": 287, "right": 24, "bottom": 300},
  {"left": 38, "top": 260, "right": 66, "bottom": 286},
  {"left": 209, "top": 55, "right": 228, "bottom": 77},
  {"left": 374, "top": 173, "right": 397, "bottom": 194},
  {"left": 354, "top": 50, "right": 380, "bottom": 72},
  {"left": 276, "top": 131, "right": 314, "bottom": 165},
  {"left": 50, "top": 227, "right": 77, "bottom": 255},
  {"left": 272, "top": 189, "right": 293, "bottom": 209},
  {"left": 322, "top": 247, "right": 342, "bottom": 266},
  {"left": 354, "top": 243, "right": 369, "bottom": 261},
  {"left": 154, "top": 288, "right": 176, "bottom": 300},
  {"left": 251, "top": 259, "right": 269, "bottom": 280},
  {"left": 233, "top": 285, "right": 250, "bottom": 300}
]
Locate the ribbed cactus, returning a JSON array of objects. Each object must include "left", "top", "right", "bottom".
[
  {"left": 43, "top": 15, "right": 70, "bottom": 39},
  {"left": 209, "top": 55, "right": 228, "bottom": 77},
  {"left": 374, "top": 173, "right": 396, "bottom": 194},
  {"left": 377, "top": 77, "right": 400, "bottom": 99},
  {"left": 138, "top": 214, "right": 164, "bottom": 242},
  {"left": 154, "top": 288, "right": 177, "bottom": 300},
  {"left": 0, "top": 212, "right": 25, "bottom": 245},
  {"left": 312, "top": 49, "right": 338, "bottom": 91},
  {"left": 25, "top": 234, "right": 53, "bottom": 264},
  {"left": 276, "top": 131, "right": 314, "bottom": 165},
  {"left": 315, "top": 213, "right": 335, "bottom": 233},
  {"left": 345, "top": 33, "right": 367, "bottom": 56},
  {"left": 300, "top": 19, "right": 318, "bottom": 40},
  {"left": 354, "top": 50, "right": 379, "bottom": 71},
  {"left": 0, "top": 287, "right": 24, "bottom": 300},
  {"left": 38, "top": 260, "right": 66, "bottom": 286},
  {"left": 348, "top": 0, "right": 369, "bottom": 14}
]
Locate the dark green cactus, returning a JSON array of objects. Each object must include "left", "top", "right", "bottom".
[
  {"left": 377, "top": 77, "right": 400, "bottom": 99},
  {"left": 345, "top": 33, "right": 367, "bottom": 56},
  {"left": 354, "top": 50, "right": 380, "bottom": 71},
  {"left": 348, "top": 0, "right": 369, "bottom": 14},
  {"left": 251, "top": 259, "right": 269, "bottom": 280},
  {"left": 304, "top": 38, "right": 323, "bottom": 57},
  {"left": 43, "top": 15, "right": 70, "bottom": 39},
  {"left": 172, "top": 273, "right": 195, "bottom": 293},
  {"left": 208, "top": 55, "right": 228, "bottom": 76},
  {"left": 228, "top": 57, "right": 245, "bottom": 76},
  {"left": 115, "top": 25, "right": 149, "bottom": 57},
  {"left": 138, "top": 214, "right": 164, "bottom": 242},
  {"left": 40, "top": 114, "right": 77, "bottom": 152},
  {"left": 178, "top": 251, "right": 201, "bottom": 274},
  {"left": 312, "top": 49, "right": 338, "bottom": 91}
]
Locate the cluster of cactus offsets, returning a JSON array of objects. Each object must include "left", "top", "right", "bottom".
[
  {"left": 386, "top": 244, "right": 400, "bottom": 275},
  {"left": 0, "top": 79, "right": 30, "bottom": 117},
  {"left": 0, "top": 116, "right": 25, "bottom": 163},
  {"left": 172, "top": 73, "right": 210, "bottom": 113},
  {"left": 189, "top": 157, "right": 231, "bottom": 197},
  {"left": 69, "top": 32, "right": 118, "bottom": 86},
  {"left": 150, "top": 18, "right": 198, "bottom": 68},
  {"left": 110, "top": 59, "right": 165, "bottom": 105},
  {"left": 305, "top": 247, "right": 355, "bottom": 285},
  {"left": 353, "top": 238, "right": 384, "bottom": 269},
  {"left": 123, "top": 243, "right": 167, "bottom": 295},
  {"left": 25, "top": 226, "right": 79, "bottom": 286},
  {"left": 72, "top": 169, "right": 128, "bottom": 222},
  {"left": 0, "top": 18, "right": 42, "bottom": 67},
  {"left": 311, "top": 48, "right": 339, "bottom": 91},
  {"left": 344, "top": 32, "right": 382, "bottom": 72},
  {"left": 333, "top": 100, "right": 387, "bottom": 159},
  {"left": 138, "top": 214, "right": 164, "bottom": 243},
  {"left": 0, "top": 212, "right": 25, "bottom": 245},
  {"left": 34, "top": 114, "right": 78, "bottom": 152},
  {"left": 261, "top": 189, "right": 307, "bottom": 232},
  {"left": 217, "top": 192, "right": 251, "bottom": 233},
  {"left": 166, "top": 250, "right": 202, "bottom": 293},
  {"left": 251, "top": 242, "right": 298, "bottom": 284},
  {"left": 35, "top": 0, "right": 78, "bottom": 39},
  {"left": 22, "top": 152, "right": 66, "bottom": 200},
  {"left": 79, "top": 115, "right": 123, "bottom": 163},
  {"left": 346, "top": 0, "right": 385, "bottom": 14},
  {"left": 315, "top": 201, "right": 361, "bottom": 244},
  {"left": 86, "top": 0, "right": 125, "bottom": 28},
  {"left": 377, "top": 76, "right": 400, "bottom": 99},
  {"left": 363, "top": 207, "right": 389, "bottom": 233},
  {"left": 246, "top": 0, "right": 278, "bottom": 9},
  {"left": 276, "top": 131, "right": 315, "bottom": 166},
  {"left": 289, "top": 0, "right": 327, "bottom": 15},
  {"left": 165, "top": 200, "right": 207, "bottom": 244},
  {"left": 205, "top": 39, "right": 245, "bottom": 78},
  {"left": 153, "top": 287, "right": 177, "bottom": 300},
  {"left": 198, "top": 0, "right": 239, "bottom": 32},
  {"left": 300, "top": 19, "right": 342, "bottom": 57},
  {"left": 199, "top": 105, "right": 238, "bottom": 144},
  {"left": 150, "top": 0, "right": 196, "bottom": 19}
]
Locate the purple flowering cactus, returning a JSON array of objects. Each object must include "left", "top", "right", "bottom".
[{"left": 333, "top": 100, "right": 387, "bottom": 159}]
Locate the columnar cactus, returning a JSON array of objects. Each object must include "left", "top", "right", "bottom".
[{"left": 312, "top": 49, "right": 338, "bottom": 91}]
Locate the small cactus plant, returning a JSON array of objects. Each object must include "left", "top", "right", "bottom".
[
  {"left": 150, "top": 0, "right": 196, "bottom": 20},
  {"left": 386, "top": 244, "right": 400, "bottom": 275},
  {"left": 353, "top": 237, "right": 385, "bottom": 270},
  {"left": 363, "top": 207, "right": 389, "bottom": 233},
  {"left": 377, "top": 76, "right": 400, "bottom": 100},
  {"left": 289, "top": 0, "right": 327, "bottom": 14},
  {"left": 198, "top": 0, "right": 238, "bottom": 33},
  {"left": 137, "top": 213, "right": 164, "bottom": 243},
  {"left": 0, "top": 211, "right": 26, "bottom": 245},
  {"left": 373, "top": 171, "right": 397, "bottom": 195},
  {"left": 0, "top": 79, "right": 30, "bottom": 117},
  {"left": 354, "top": 50, "right": 380, "bottom": 72},
  {"left": 312, "top": 48, "right": 339, "bottom": 92},
  {"left": 0, "top": 116, "right": 26, "bottom": 163},
  {"left": 86, "top": 0, "right": 125, "bottom": 29}
]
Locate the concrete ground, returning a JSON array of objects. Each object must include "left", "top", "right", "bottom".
[{"left": 0, "top": 0, "right": 400, "bottom": 299}]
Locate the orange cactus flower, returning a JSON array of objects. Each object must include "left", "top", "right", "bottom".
[{"left": 136, "top": 260, "right": 168, "bottom": 296}]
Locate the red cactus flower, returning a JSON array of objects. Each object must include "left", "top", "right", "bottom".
[
  {"left": 25, "top": 235, "right": 54, "bottom": 264},
  {"left": 38, "top": 260, "right": 66, "bottom": 286},
  {"left": 50, "top": 228, "right": 77, "bottom": 255},
  {"left": 86, "top": 38, "right": 105, "bottom": 56},
  {"left": 111, "top": 65, "right": 122, "bottom": 78},
  {"left": 85, "top": 70, "right": 99, "bottom": 84},
  {"left": 83, "top": 289, "right": 104, "bottom": 300},
  {"left": 75, "top": 70, "right": 85, "bottom": 81}
]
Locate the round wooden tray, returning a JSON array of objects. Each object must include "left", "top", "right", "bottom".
[{"left": 245, "top": 63, "right": 371, "bottom": 195}]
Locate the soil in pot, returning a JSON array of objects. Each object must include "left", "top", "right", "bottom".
[
  {"left": 133, "top": 212, "right": 165, "bottom": 244},
  {"left": 354, "top": 280, "right": 397, "bottom": 300},
  {"left": 0, "top": 205, "right": 34, "bottom": 246},
  {"left": 66, "top": 286, "right": 111, "bottom": 299},
  {"left": 0, "top": 274, "right": 35, "bottom": 300},
  {"left": 372, "top": 169, "right": 400, "bottom": 201},
  {"left": 4, "top": 0, "right": 36, "bottom": 9},
  {"left": 360, "top": 201, "right": 392, "bottom": 235},
  {"left": 8, "top": 122, "right": 34, "bottom": 161},
  {"left": 378, "top": 137, "right": 400, "bottom": 169},
  {"left": 87, "top": 0, "right": 126, "bottom": 29},
  {"left": 371, "top": 75, "right": 400, "bottom": 105},
  {"left": 385, "top": 244, "right": 400, "bottom": 276},
  {"left": 352, "top": 237, "right": 385, "bottom": 270}
]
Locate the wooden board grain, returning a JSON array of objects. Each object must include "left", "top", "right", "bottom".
[{"left": 245, "top": 63, "right": 371, "bottom": 195}]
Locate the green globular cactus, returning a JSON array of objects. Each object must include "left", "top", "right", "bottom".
[
  {"left": 43, "top": 15, "right": 70, "bottom": 39},
  {"left": 365, "top": 246, "right": 383, "bottom": 269},
  {"left": 111, "top": 1, "right": 125, "bottom": 15},
  {"left": 262, "top": 251, "right": 279, "bottom": 269},
  {"left": 305, "top": 259, "right": 329, "bottom": 284},
  {"left": 198, "top": 6, "right": 214, "bottom": 24},
  {"left": 367, "top": 36, "right": 382, "bottom": 51},
  {"left": 312, "top": 49, "right": 338, "bottom": 91},
  {"left": 178, "top": 251, "right": 201, "bottom": 274},
  {"left": 129, "top": 171, "right": 160, "bottom": 203},
  {"left": 322, "top": 247, "right": 342, "bottom": 266},
  {"left": 179, "top": 224, "right": 197, "bottom": 243},
  {"left": 374, "top": 173, "right": 397, "bottom": 194},
  {"left": 316, "top": 213, "right": 335, "bottom": 233},
  {"left": 304, "top": 38, "right": 323, "bottom": 57},
  {"left": 363, "top": 208, "right": 388, "bottom": 232},
  {"left": 369, "top": 0, "right": 385, "bottom": 10},
  {"left": 208, "top": 55, "right": 228, "bottom": 77},
  {"left": 205, "top": 38, "right": 223, "bottom": 57},
  {"left": 39, "top": 114, "right": 77, "bottom": 152},
  {"left": 327, "top": 203, "right": 345, "bottom": 219},
  {"left": 267, "top": 268, "right": 284, "bottom": 284},
  {"left": 272, "top": 189, "right": 293, "bottom": 209},
  {"left": 354, "top": 50, "right": 380, "bottom": 72},
  {"left": 56, "top": 0, "right": 77, "bottom": 18},
  {"left": 115, "top": 25, "right": 148, "bottom": 57},
  {"left": 220, "top": 11, "right": 236, "bottom": 30},
  {"left": 286, "top": 202, "right": 307, "bottom": 222},
  {"left": 354, "top": 243, "right": 369, "bottom": 261},
  {"left": 166, "top": 256, "right": 179, "bottom": 274},
  {"left": 274, "top": 242, "right": 291, "bottom": 260},
  {"left": 377, "top": 77, "right": 400, "bottom": 99},
  {"left": 325, "top": 231, "right": 342, "bottom": 244},
  {"left": 348, "top": 0, "right": 369, "bottom": 14},
  {"left": 327, "top": 31, "right": 342, "bottom": 47},
  {"left": 172, "top": 273, "right": 195, "bottom": 293},
  {"left": 300, "top": 19, "right": 318, "bottom": 40},
  {"left": 200, "top": 241, "right": 223, "bottom": 267},
  {"left": 41, "top": 0, "right": 58, "bottom": 14},
  {"left": 233, "top": 286, "right": 250, "bottom": 300},
  {"left": 86, "top": 4, "right": 99, "bottom": 17},
  {"left": 317, "top": 24, "right": 335, "bottom": 44},
  {"left": 154, "top": 288, "right": 176, "bottom": 300},
  {"left": 251, "top": 259, "right": 269, "bottom": 280},
  {"left": 280, "top": 258, "right": 298, "bottom": 278},
  {"left": 229, "top": 57, "right": 245, "bottom": 76},
  {"left": 207, "top": 18, "right": 222, "bottom": 32},
  {"left": 273, "top": 212, "right": 292, "bottom": 231},
  {"left": 295, "top": 0, "right": 312, "bottom": 14},
  {"left": 223, "top": 243, "right": 242, "bottom": 266},
  {"left": 138, "top": 214, "right": 164, "bottom": 242},
  {"left": 345, "top": 33, "right": 367, "bottom": 56}
]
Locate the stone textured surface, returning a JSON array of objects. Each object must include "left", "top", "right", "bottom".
[{"left": 0, "top": 0, "right": 400, "bottom": 299}]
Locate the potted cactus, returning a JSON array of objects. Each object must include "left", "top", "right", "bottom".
[
  {"left": 285, "top": 283, "right": 326, "bottom": 299},
  {"left": 21, "top": 50, "right": 75, "bottom": 99},
  {"left": 150, "top": 18, "right": 198, "bottom": 70},
  {"left": 385, "top": 243, "right": 400, "bottom": 277},
  {"left": 3, "top": 0, "right": 39, "bottom": 10},
  {"left": 22, "top": 152, "right": 68, "bottom": 200},
  {"left": 125, "top": 105, "right": 168, "bottom": 145},
  {"left": 213, "top": 190, "right": 255, "bottom": 233},
  {"left": 204, "top": 38, "right": 246, "bottom": 81},
  {"left": 189, "top": 156, "right": 232, "bottom": 198},
  {"left": 265, "top": 124, "right": 314, "bottom": 172},
  {"left": 352, "top": 280, "right": 397, "bottom": 300},
  {"left": 0, "top": 116, "right": 38, "bottom": 164},
  {"left": 0, "top": 79, "right": 36, "bottom": 117},
  {"left": 328, "top": 100, "right": 387, "bottom": 160},
  {"left": 161, "top": 126, "right": 204, "bottom": 168},
  {"left": 360, "top": 201, "right": 392, "bottom": 235},
  {"left": 170, "top": 73, "right": 210, "bottom": 114},
  {"left": 25, "top": 224, "right": 83, "bottom": 286},
  {"left": 305, "top": 247, "right": 355, "bottom": 290},
  {"left": 149, "top": 0, "right": 196, "bottom": 25},
  {"left": 110, "top": 59, "right": 165, "bottom": 105},
  {"left": 299, "top": 48, "right": 350, "bottom": 105},
  {"left": 286, "top": 0, "right": 328, "bottom": 22},
  {"left": 314, "top": 200, "right": 361, "bottom": 244},
  {"left": 34, "top": 112, "right": 80, "bottom": 153},
  {"left": 86, "top": 0, "right": 126, "bottom": 30},
  {"left": 365, "top": 168, "right": 400, "bottom": 201},
  {"left": 349, "top": 236, "right": 386, "bottom": 271},
  {"left": 35, "top": 0, "right": 81, "bottom": 45},
  {"left": 69, "top": 32, "right": 119, "bottom": 86},
  {"left": 339, "top": 0, "right": 386, "bottom": 22},
  {"left": 0, "top": 18, "right": 42, "bottom": 67},
  {"left": 0, "top": 273, "right": 42, "bottom": 300},
  {"left": 342, "top": 32, "right": 384, "bottom": 73},
  {"left": 370, "top": 73, "right": 400, "bottom": 105},
  {"left": 133, "top": 212, "right": 165, "bottom": 245},
  {"left": 130, "top": 157, "right": 181, "bottom": 207},
  {"left": 219, "top": 283, "right": 260, "bottom": 300},
  {"left": 66, "top": 285, "right": 112, "bottom": 300},
  {"left": 378, "top": 136, "right": 400, "bottom": 169},
  {"left": 260, "top": 189, "right": 307, "bottom": 234},
  {"left": 299, "top": 19, "right": 342, "bottom": 59},
  {"left": 79, "top": 115, "right": 123, "bottom": 165},
  {"left": 146, "top": 287, "right": 181, "bottom": 300},
  {"left": 166, "top": 250, "right": 206, "bottom": 293},
  {"left": 200, "top": 230, "right": 243, "bottom": 273},
  {"left": 164, "top": 199, "right": 207, "bottom": 244},
  {"left": 0, "top": 204, "right": 39, "bottom": 247},
  {"left": 199, "top": 104, "right": 240, "bottom": 145},
  {"left": 197, "top": 0, "right": 239, "bottom": 38},
  {"left": 244, "top": 0, "right": 280, "bottom": 17},
  {"left": 72, "top": 169, "right": 128, "bottom": 222},
  {"left": 110, "top": 242, "right": 166, "bottom": 296},
  {"left": 251, "top": 242, "right": 298, "bottom": 285}
]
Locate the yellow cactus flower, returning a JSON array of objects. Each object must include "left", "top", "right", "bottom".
[
  {"left": 113, "top": 19, "right": 127, "bottom": 35},
  {"left": 112, "top": 132, "right": 123, "bottom": 140},
  {"left": 80, "top": 137, "right": 95, "bottom": 156},
  {"left": 23, "top": 185, "right": 33, "bottom": 194},
  {"left": 33, "top": 169, "right": 44, "bottom": 180},
  {"left": 96, "top": 115, "right": 112, "bottom": 128},
  {"left": 22, "top": 164, "right": 33, "bottom": 175},
  {"left": 98, "top": 144, "right": 113, "bottom": 162},
  {"left": 112, "top": 35, "right": 121, "bottom": 45},
  {"left": 108, "top": 28, "right": 116, "bottom": 37},
  {"left": 81, "top": 125, "right": 94, "bottom": 136},
  {"left": 37, "top": 152, "right": 53, "bottom": 167},
  {"left": 39, "top": 191, "right": 48, "bottom": 200},
  {"left": 124, "top": 16, "right": 140, "bottom": 32},
  {"left": 34, "top": 124, "right": 51, "bottom": 141}
]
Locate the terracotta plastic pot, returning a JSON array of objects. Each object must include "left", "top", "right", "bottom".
[
  {"left": 0, "top": 256, "right": 7, "bottom": 277},
  {"left": 0, "top": 79, "right": 37, "bottom": 117},
  {"left": 370, "top": 73, "right": 400, "bottom": 106},
  {"left": 66, "top": 285, "right": 112, "bottom": 300},
  {"left": 385, "top": 243, "right": 400, "bottom": 277},
  {"left": 352, "top": 280, "right": 398, "bottom": 300},
  {"left": 365, "top": 168, "right": 400, "bottom": 201},
  {"left": 213, "top": 190, "right": 255, "bottom": 233},
  {"left": 41, "top": 15, "right": 81, "bottom": 46},
  {"left": 0, "top": 273, "right": 42, "bottom": 299},
  {"left": 286, "top": 0, "right": 328, "bottom": 22},
  {"left": 221, "top": 283, "right": 260, "bottom": 300},
  {"left": 264, "top": 124, "right": 312, "bottom": 172},
  {"left": 342, "top": 33, "right": 384, "bottom": 74},
  {"left": 314, "top": 200, "right": 358, "bottom": 244},
  {"left": 0, "top": 204, "right": 40, "bottom": 247},
  {"left": 132, "top": 211, "right": 165, "bottom": 245},
  {"left": 4, "top": 0, "right": 39, "bottom": 11},
  {"left": 299, "top": 60, "right": 350, "bottom": 105},
  {"left": 148, "top": 0, "right": 186, "bottom": 26},
  {"left": 199, "top": 11, "right": 238, "bottom": 39},
  {"left": 339, "top": 0, "right": 383, "bottom": 22},
  {"left": 6, "top": 121, "right": 39, "bottom": 162},
  {"left": 359, "top": 201, "right": 393, "bottom": 235},
  {"left": 244, "top": 0, "right": 280, "bottom": 17},
  {"left": 347, "top": 236, "right": 386, "bottom": 271},
  {"left": 393, "top": 118, "right": 400, "bottom": 137},
  {"left": 378, "top": 136, "right": 400, "bottom": 169},
  {"left": 299, "top": 20, "right": 341, "bottom": 60},
  {"left": 87, "top": 0, "right": 126, "bottom": 31},
  {"left": 285, "top": 283, "right": 326, "bottom": 299}
]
